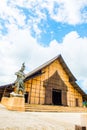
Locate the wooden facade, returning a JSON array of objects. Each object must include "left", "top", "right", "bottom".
[{"left": 0, "top": 55, "right": 87, "bottom": 107}]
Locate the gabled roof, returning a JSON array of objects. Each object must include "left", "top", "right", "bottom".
[{"left": 25, "top": 54, "right": 76, "bottom": 81}]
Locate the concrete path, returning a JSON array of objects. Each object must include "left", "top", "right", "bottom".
[{"left": 0, "top": 104, "right": 87, "bottom": 130}]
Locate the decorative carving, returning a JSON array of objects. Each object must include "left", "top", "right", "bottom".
[{"left": 43, "top": 71, "right": 67, "bottom": 105}]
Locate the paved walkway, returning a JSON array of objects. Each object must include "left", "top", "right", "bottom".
[{"left": 0, "top": 104, "right": 87, "bottom": 130}]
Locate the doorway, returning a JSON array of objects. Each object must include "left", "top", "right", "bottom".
[
  {"left": 25, "top": 92, "right": 29, "bottom": 103},
  {"left": 75, "top": 98, "right": 79, "bottom": 107},
  {"left": 52, "top": 89, "right": 62, "bottom": 105}
]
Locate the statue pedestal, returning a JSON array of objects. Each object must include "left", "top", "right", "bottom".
[{"left": 7, "top": 96, "right": 25, "bottom": 111}]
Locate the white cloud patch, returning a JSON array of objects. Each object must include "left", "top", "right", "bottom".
[
  {"left": 0, "top": 0, "right": 87, "bottom": 37},
  {"left": 61, "top": 32, "right": 87, "bottom": 78},
  {"left": 0, "top": 0, "right": 25, "bottom": 27},
  {"left": 44, "top": 0, "right": 87, "bottom": 24}
]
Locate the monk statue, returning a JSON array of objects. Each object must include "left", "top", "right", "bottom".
[{"left": 12, "top": 63, "right": 25, "bottom": 96}]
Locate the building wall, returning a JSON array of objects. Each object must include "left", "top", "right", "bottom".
[{"left": 25, "top": 59, "right": 83, "bottom": 106}]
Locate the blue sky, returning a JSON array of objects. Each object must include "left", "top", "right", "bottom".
[{"left": 0, "top": 0, "right": 87, "bottom": 93}]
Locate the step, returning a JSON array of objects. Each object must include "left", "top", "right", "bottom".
[{"left": 25, "top": 104, "right": 87, "bottom": 112}]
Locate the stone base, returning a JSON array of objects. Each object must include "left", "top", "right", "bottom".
[
  {"left": 1, "top": 97, "right": 9, "bottom": 106},
  {"left": 7, "top": 97, "right": 25, "bottom": 111}
]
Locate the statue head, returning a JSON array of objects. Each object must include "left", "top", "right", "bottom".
[{"left": 20, "top": 63, "right": 25, "bottom": 72}]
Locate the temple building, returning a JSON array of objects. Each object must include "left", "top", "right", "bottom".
[
  {"left": 0, "top": 54, "right": 87, "bottom": 107},
  {"left": 24, "top": 55, "right": 87, "bottom": 107}
]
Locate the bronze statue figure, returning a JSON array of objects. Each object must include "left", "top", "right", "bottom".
[{"left": 13, "top": 63, "right": 25, "bottom": 95}]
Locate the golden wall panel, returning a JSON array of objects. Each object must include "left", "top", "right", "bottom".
[
  {"left": 35, "top": 97, "right": 39, "bottom": 104},
  {"left": 30, "top": 97, "right": 35, "bottom": 104},
  {"left": 40, "top": 98, "right": 45, "bottom": 104}
]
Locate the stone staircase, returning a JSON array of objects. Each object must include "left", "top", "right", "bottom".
[{"left": 25, "top": 104, "right": 87, "bottom": 112}]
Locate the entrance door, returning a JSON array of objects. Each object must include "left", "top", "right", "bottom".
[
  {"left": 25, "top": 92, "right": 29, "bottom": 103},
  {"left": 75, "top": 98, "right": 79, "bottom": 107},
  {"left": 52, "top": 89, "right": 62, "bottom": 105}
]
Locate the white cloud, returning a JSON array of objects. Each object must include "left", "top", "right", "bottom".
[
  {"left": 1, "top": 0, "right": 87, "bottom": 35},
  {"left": 42, "top": 0, "right": 87, "bottom": 24},
  {"left": 0, "top": 0, "right": 26, "bottom": 27}
]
